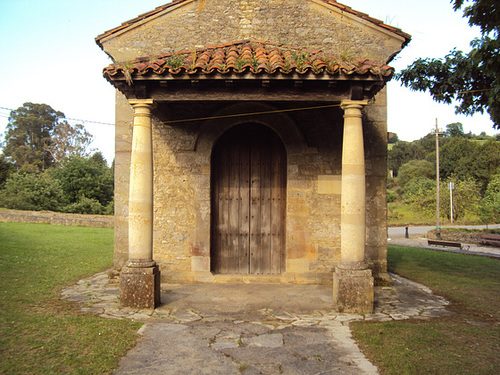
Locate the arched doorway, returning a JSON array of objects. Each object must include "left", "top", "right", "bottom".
[{"left": 211, "top": 124, "right": 287, "bottom": 275}]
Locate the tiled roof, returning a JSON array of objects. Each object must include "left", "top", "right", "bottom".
[
  {"left": 103, "top": 40, "right": 394, "bottom": 81},
  {"left": 95, "top": 0, "right": 410, "bottom": 46}
]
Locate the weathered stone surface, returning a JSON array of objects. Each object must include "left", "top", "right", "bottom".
[
  {"left": 333, "top": 265, "right": 374, "bottom": 313},
  {"left": 120, "top": 265, "right": 161, "bottom": 309},
  {"left": 0, "top": 209, "right": 113, "bottom": 228}
]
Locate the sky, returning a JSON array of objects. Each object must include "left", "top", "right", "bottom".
[{"left": 0, "top": 0, "right": 497, "bottom": 164}]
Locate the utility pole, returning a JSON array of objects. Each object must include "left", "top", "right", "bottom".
[{"left": 435, "top": 120, "right": 443, "bottom": 239}]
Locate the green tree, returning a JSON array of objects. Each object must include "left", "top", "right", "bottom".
[
  {"left": 398, "top": 0, "right": 500, "bottom": 128},
  {"left": 479, "top": 173, "right": 500, "bottom": 223},
  {"left": 0, "top": 171, "right": 66, "bottom": 211},
  {"left": 0, "top": 155, "right": 13, "bottom": 187},
  {"left": 468, "top": 140, "right": 500, "bottom": 193},
  {"left": 445, "top": 122, "right": 465, "bottom": 137},
  {"left": 439, "top": 137, "right": 477, "bottom": 180},
  {"left": 2, "top": 103, "right": 63, "bottom": 171},
  {"left": 387, "top": 141, "right": 426, "bottom": 175},
  {"left": 52, "top": 153, "right": 113, "bottom": 212},
  {"left": 1, "top": 103, "right": 94, "bottom": 171},
  {"left": 397, "top": 160, "right": 435, "bottom": 188},
  {"left": 402, "top": 177, "right": 436, "bottom": 217},
  {"left": 438, "top": 138, "right": 500, "bottom": 193},
  {"left": 441, "top": 178, "right": 481, "bottom": 221},
  {"left": 46, "top": 121, "right": 94, "bottom": 165}
]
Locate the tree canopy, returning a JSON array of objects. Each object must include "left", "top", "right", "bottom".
[
  {"left": 1, "top": 103, "right": 94, "bottom": 171},
  {"left": 388, "top": 125, "right": 499, "bottom": 223},
  {"left": 0, "top": 103, "right": 113, "bottom": 215},
  {"left": 2, "top": 103, "right": 63, "bottom": 171},
  {"left": 398, "top": 0, "right": 500, "bottom": 128}
]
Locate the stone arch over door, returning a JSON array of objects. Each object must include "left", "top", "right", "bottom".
[
  {"left": 211, "top": 123, "right": 287, "bottom": 275},
  {"left": 194, "top": 102, "right": 306, "bottom": 156}
]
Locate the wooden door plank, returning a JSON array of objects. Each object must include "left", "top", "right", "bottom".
[
  {"left": 250, "top": 135, "right": 262, "bottom": 274},
  {"left": 260, "top": 137, "right": 272, "bottom": 274},
  {"left": 228, "top": 141, "right": 240, "bottom": 273},
  {"left": 219, "top": 146, "right": 231, "bottom": 274},
  {"left": 271, "top": 141, "right": 286, "bottom": 274},
  {"left": 239, "top": 138, "right": 250, "bottom": 274}
]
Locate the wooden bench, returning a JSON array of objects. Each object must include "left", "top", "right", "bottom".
[
  {"left": 427, "top": 239, "right": 463, "bottom": 249},
  {"left": 479, "top": 234, "right": 500, "bottom": 247}
]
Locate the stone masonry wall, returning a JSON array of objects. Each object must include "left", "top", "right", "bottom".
[
  {"left": 101, "top": 0, "right": 405, "bottom": 64},
  {"left": 143, "top": 100, "right": 387, "bottom": 284},
  {"left": 0, "top": 209, "right": 113, "bottom": 228}
]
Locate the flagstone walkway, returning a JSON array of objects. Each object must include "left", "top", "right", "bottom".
[{"left": 62, "top": 271, "right": 452, "bottom": 374}]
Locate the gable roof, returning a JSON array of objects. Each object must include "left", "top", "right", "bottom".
[
  {"left": 95, "top": 0, "right": 411, "bottom": 48},
  {"left": 103, "top": 40, "right": 394, "bottom": 83}
]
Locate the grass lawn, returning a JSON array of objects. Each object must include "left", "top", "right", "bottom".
[
  {"left": 0, "top": 222, "right": 141, "bottom": 374},
  {"left": 351, "top": 246, "right": 500, "bottom": 375},
  {"left": 387, "top": 202, "right": 482, "bottom": 227}
]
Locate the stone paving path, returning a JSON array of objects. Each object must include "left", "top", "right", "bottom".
[{"left": 62, "top": 272, "right": 453, "bottom": 375}]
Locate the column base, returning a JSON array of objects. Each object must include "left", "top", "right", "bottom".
[
  {"left": 333, "top": 262, "right": 374, "bottom": 313},
  {"left": 120, "top": 264, "right": 161, "bottom": 309},
  {"left": 374, "top": 272, "right": 392, "bottom": 287}
]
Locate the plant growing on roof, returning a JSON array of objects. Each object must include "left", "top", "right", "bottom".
[
  {"left": 324, "top": 56, "right": 339, "bottom": 73},
  {"left": 251, "top": 57, "right": 259, "bottom": 70},
  {"left": 190, "top": 48, "right": 198, "bottom": 69},
  {"left": 234, "top": 56, "right": 247, "bottom": 72},
  {"left": 291, "top": 50, "right": 312, "bottom": 70},
  {"left": 165, "top": 53, "right": 185, "bottom": 70},
  {"left": 339, "top": 49, "right": 354, "bottom": 62}
]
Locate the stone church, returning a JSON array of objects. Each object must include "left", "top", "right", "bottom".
[{"left": 96, "top": 0, "right": 410, "bottom": 312}]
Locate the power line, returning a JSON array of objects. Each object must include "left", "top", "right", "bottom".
[
  {"left": 159, "top": 103, "right": 343, "bottom": 125},
  {"left": 0, "top": 86, "right": 495, "bottom": 127},
  {"left": 0, "top": 107, "right": 115, "bottom": 126}
]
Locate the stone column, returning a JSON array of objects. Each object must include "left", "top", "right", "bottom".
[
  {"left": 333, "top": 100, "right": 374, "bottom": 313},
  {"left": 120, "top": 99, "right": 161, "bottom": 309}
]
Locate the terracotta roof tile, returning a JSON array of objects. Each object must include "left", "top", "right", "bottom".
[
  {"left": 95, "top": 1, "right": 410, "bottom": 46},
  {"left": 103, "top": 41, "right": 394, "bottom": 81}
]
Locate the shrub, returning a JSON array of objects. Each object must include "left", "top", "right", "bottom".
[
  {"left": 387, "top": 189, "right": 397, "bottom": 203},
  {"left": 64, "top": 196, "right": 104, "bottom": 215},
  {"left": 0, "top": 171, "right": 66, "bottom": 211},
  {"left": 479, "top": 173, "right": 500, "bottom": 223}
]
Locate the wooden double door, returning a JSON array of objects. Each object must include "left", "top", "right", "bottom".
[{"left": 211, "top": 124, "right": 287, "bottom": 275}]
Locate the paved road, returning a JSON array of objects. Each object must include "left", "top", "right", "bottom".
[{"left": 388, "top": 224, "right": 500, "bottom": 239}]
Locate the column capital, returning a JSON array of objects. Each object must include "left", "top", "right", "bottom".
[
  {"left": 340, "top": 100, "right": 369, "bottom": 111},
  {"left": 128, "top": 99, "right": 155, "bottom": 108}
]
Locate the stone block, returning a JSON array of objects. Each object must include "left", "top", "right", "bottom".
[
  {"left": 317, "top": 175, "right": 341, "bottom": 195},
  {"left": 287, "top": 258, "right": 310, "bottom": 273},
  {"left": 191, "top": 256, "right": 210, "bottom": 272},
  {"left": 120, "top": 265, "right": 161, "bottom": 308},
  {"left": 333, "top": 264, "right": 373, "bottom": 313}
]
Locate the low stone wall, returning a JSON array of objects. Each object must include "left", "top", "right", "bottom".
[
  {"left": 427, "top": 230, "right": 481, "bottom": 244},
  {"left": 0, "top": 209, "right": 114, "bottom": 228}
]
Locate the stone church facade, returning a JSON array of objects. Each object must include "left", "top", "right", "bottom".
[{"left": 96, "top": 0, "right": 410, "bottom": 312}]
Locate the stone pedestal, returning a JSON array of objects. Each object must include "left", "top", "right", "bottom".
[
  {"left": 333, "top": 262, "right": 374, "bottom": 313},
  {"left": 120, "top": 264, "right": 161, "bottom": 309}
]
